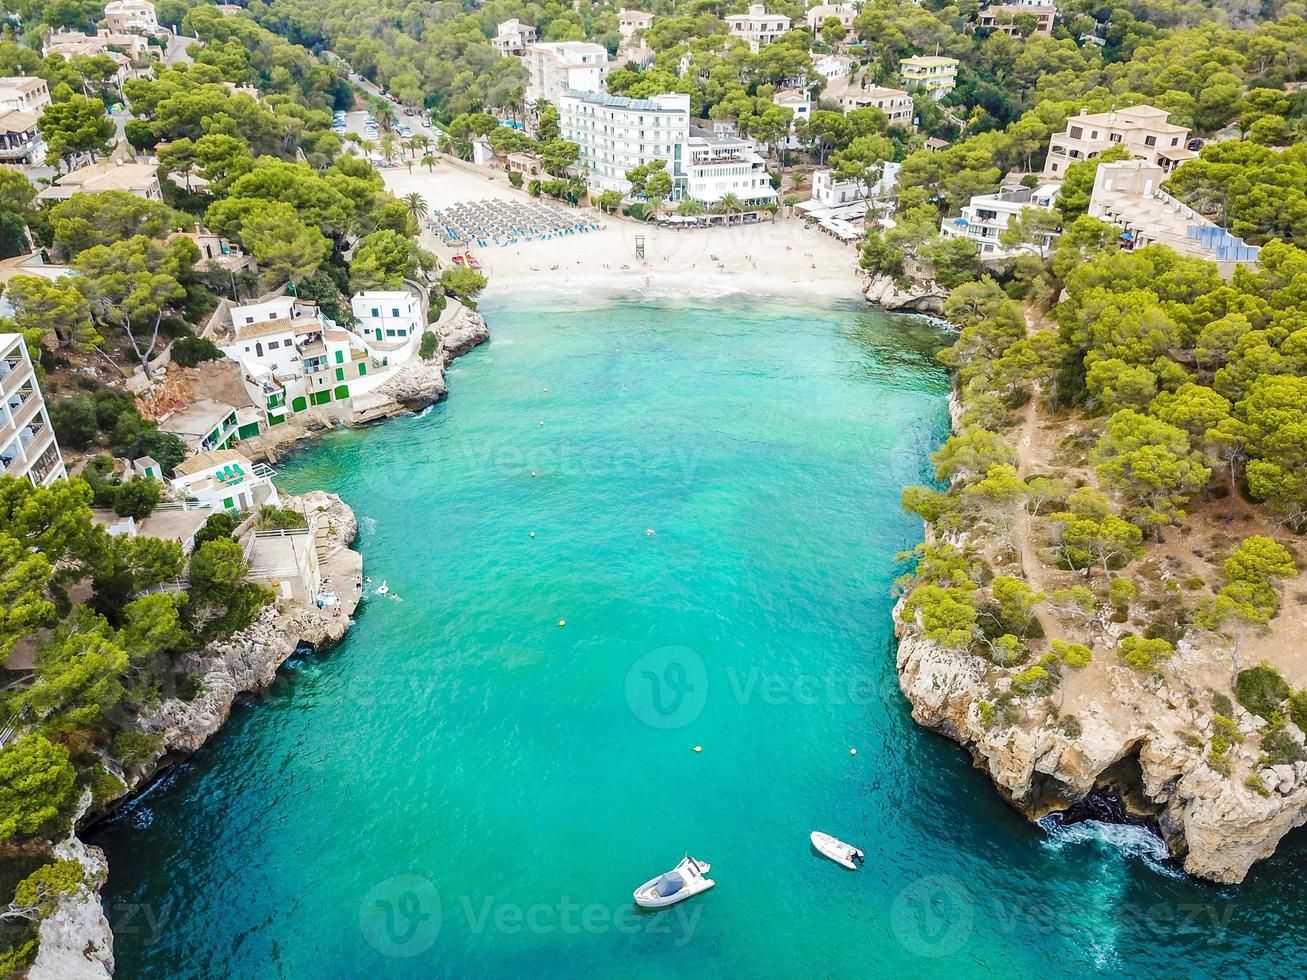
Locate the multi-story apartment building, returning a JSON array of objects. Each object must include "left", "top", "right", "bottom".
[
  {"left": 1041, "top": 105, "right": 1195, "bottom": 178},
  {"left": 1088, "top": 160, "right": 1260, "bottom": 277},
  {"left": 0, "top": 333, "right": 65, "bottom": 487},
  {"left": 493, "top": 19, "right": 537, "bottom": 57},
  {"left": 104, "top": 0, "right": 162, "bottom": 34},
  {"left": 0, "top": 77, "right": 51, "bottom": 115},
  {"left": 899, "top": 55, "right": 958, "bottom": 100},
  {"left": 938, "top": 181, "right": 1063, "bottom": 258},
  {"left": 525, "top": 41, "right": 610, "bottom": 107},
  {"left": 559, "top": 90, "right": 691, "bottom": 195},
  {"left": 976, "top": 1, "right": 1055, "bottom": 37},
  {"left": 725, "top": 5, "right": 792, "bottom": 51},
  {"left": 683, "top": 132, "right": 778, "bottom": 208},
  {"left": 823, "top": 77, "right": 914, "bottom": 126}
]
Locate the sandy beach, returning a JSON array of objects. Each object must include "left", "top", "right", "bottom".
[{"left": 380, "top": 161, "right": 866, "bottom": 301}]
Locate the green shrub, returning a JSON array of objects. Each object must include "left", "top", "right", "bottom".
[
  {"left": 1212, "top": 692, "right": 1233, "bottom": 718},
  {"left": 1011, "top": 664, "right": 1053, "bottom": 696},
  {"left": 418, "top": 331, "right": 438, "bottom": 359},
  {"left": 507, "top": 170, "right": 523, "bottom": 188},
  {"left": 194, "top": 512, "right": 239, "bottom": 547},
  {"left": 252, "top": 506, "right": 307, "bottom": 531},
  {"left": 171, "top": 333, "right": 223, "bottom": 367},
  {"left": 1289, "top": 689, "right": 1307, "bottom": 734},
  {"left": 1235, "top": 663, "right": 1290, "bottom": 720},
  {"left": 1059, "top": 714, "right": 1082, "bottom": 738},
  {"left": 112, "top": 478, "right": 162, "bottom": 519},
  {"left": 112, "top": 730, "right": 163, "bottom": 770},
  {"left": 1259, "top": 717, "right": 1306, "bottom": 766},
  {"left": 1119, "top": 634, "right": 1174, "bottom": 672}
]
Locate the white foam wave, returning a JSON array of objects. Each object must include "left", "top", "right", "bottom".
[{"left": 1037, "top": 816, "right": 1183, "bottom": 879}]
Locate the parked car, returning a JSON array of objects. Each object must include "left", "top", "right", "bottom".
[{"left": 1187, "top": 138, "right": 1204, "bottom": 151}]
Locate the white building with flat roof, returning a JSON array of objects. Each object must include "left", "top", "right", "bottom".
[
  {"left": 726, "top": 5, "right": 792, "bottom": 51},
  {"left": 0, "top": 333, "right": 65, "bottom": 487},
  {"left": 525, "top": 41, "right": 610, "bottom": 107},
  {"left": 1088, "top": 160, "right": 1260, "bottom": 276},
  {"left": 773, "top": 89, "right": 811, "bottom": 149},
  {"left": 899, "top": 55, "right": 958, "bottom": 100},
  {"left": 0, "top": 77, "right": 50, "bottom": 115},
  {"left": 0, "top": 111, "right": 45, "bottom": 165},
  {"left": 170, "top": 449, "right": 277, "bottom": 514},
  {"left": 938, "top": 182, "right": 1062, "bottom": 258},
  {"left": 493, "top": 19, "right": 537, "bottom": 57},
  {"left": 559, "top": 90, "right": 690, "bottom": 195},
  {"left": 351, "top": 289, "right": 422, "bottom": 362},
  {"left": 104, "top": 0, "right": 161, "bottom": 34},
  {"left": 1041, "top": 104, "right": 1195, "bottom": 178},
  {"left": 684, "top": 133, "right": 777, "bottom": 207}
]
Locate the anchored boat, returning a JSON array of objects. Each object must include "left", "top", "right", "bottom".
[
  {"left": 633, "top": 855, "right": 715, "bottom": 909},
  {"left": 811, "top": 831, "right": 864, "bottom": 870}
]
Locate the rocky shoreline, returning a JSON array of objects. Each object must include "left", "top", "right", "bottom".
[
  {"left": 29, "top": 491, "right": 362, "bottom": 978},
  {"left": 894, "top": 382, "right": 1307, "bottom": 884}
]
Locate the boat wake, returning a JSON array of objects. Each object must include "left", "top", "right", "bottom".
[{"left": 1036, "top": 813, "right": 1183, "bottom": 879}]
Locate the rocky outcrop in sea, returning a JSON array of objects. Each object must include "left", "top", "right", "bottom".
[{"left": 864, "top": 274, "right": 948, "bottom": 314}]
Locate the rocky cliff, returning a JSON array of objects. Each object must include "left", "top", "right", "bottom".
[
  {"left": 864, "top": 274, "right": 949, "bottom": 314},
  {"left": 29, "top": 493, "right": 361, "bottom": 978},
  {"left": 895, "top": 581, "right": 1307, "bottom": 883}
]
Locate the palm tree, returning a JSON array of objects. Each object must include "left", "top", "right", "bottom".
[
  {"left": 403, "top": 192, "right": 428, "bottom": 226},
  {"left": 676, "top": 199, "right": 705, "bottom": 217},
  {"left": 379, "top": 132, "right": 399, "bottom": 165},
  {"left": 420, "top": 153, "right": 438, "bottom": 172},
  {"left": 715, "top": 193, "right": 744, "bottom": 223}
]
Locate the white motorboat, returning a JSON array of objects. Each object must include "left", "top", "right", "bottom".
[
  {"left": 811, "top": 831, "right": 864, "bottom": 870},
  {"left": 633, "top": 856, "right": 714, "bottom": 909}
]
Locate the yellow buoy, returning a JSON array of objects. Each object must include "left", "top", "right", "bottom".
[
  {"left": 558, "top": 619, "right": 566, "bottom": 627},
  {"left": 693, "top": 745, "right": 702, "bottom": 753}
]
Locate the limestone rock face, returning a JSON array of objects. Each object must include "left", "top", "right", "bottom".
[
  {"left": 437, "top": 308, "right": 490, "bottom": 364},
  {"left": 864, "top": 275, "right": 948, "bottom": 313},
  {"left": 895, "top": 620, "right": 1307, "bottom": 883},
  {"left": 29, "top": 794, "right": 113, "bottom": 980}
]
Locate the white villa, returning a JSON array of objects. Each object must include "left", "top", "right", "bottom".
[
  {"left": 823, "top": 77, "right": 914, "bottom": 125},
  {"left": 812, "top": 54, "right": 854, "bottom": 81},
  {"left": 938, "top": 181, "right": 1062, "bottom": 258},
  {"left": 1041, "top": 105, "right": 1195, "bottom": 179},
  {"left": 0, "top": 332, "right": 65, "bottom": 487},
  {"left": 37, "top": 159, "right": 162, "bottom": 201},
  {"left": 0, "top": 77, "right": 50, "bottom": 116},
  {"left": 725, "top": 5, "right": 792, "bottom": 51},
  {"left": 104, "top": 0, "right": 162, "bottom": 34},
  {"left": 559, "top": 90, "right": 691, "bottom": 195},
  {"left": 797, "top": 162, "right": 901, "bottom": 224},
  {"left": 351, "top": 290, "right": 423, "bottom": 362},
  {"left": 219, "top": 291, "right": 426, "bottom": 426},
  {"left": 493, "top": 19, "right": 537, "bottom": 57},
  {"left": 0, "top": 111, "right": 45, "bottom": 165},
  {"left": 525, "top": 41, "right": 610, "bottom": 107},
  {"left": 773, "top": 89, "right": 812, "bottom": 150},
  {"left": 170, "top": 449, "right": 279, "bottom": 514},
  {"left": 157, "top": 398, "right": 254, "bottom": 455}
]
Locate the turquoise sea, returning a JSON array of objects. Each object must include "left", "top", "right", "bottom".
[{"left": 97, "top": 294, "right": 1307, "bottom": 978}]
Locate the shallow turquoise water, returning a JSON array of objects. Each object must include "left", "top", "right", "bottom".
[{"left": 98, "top": 295, "right": 1306, "bottom": 978}]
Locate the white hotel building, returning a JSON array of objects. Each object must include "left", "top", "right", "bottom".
[
  {"left": 684, "top": 131, "right": 777, "bottom": 208},
  {"left": 560, "top": 91, "right": 691, "bottom": 195},
  {"left": 525, "top": 41, "right": 610, "bottom": 107},
  {"left": 0, "top": 333, "right": 65, "bottom": 487}
]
